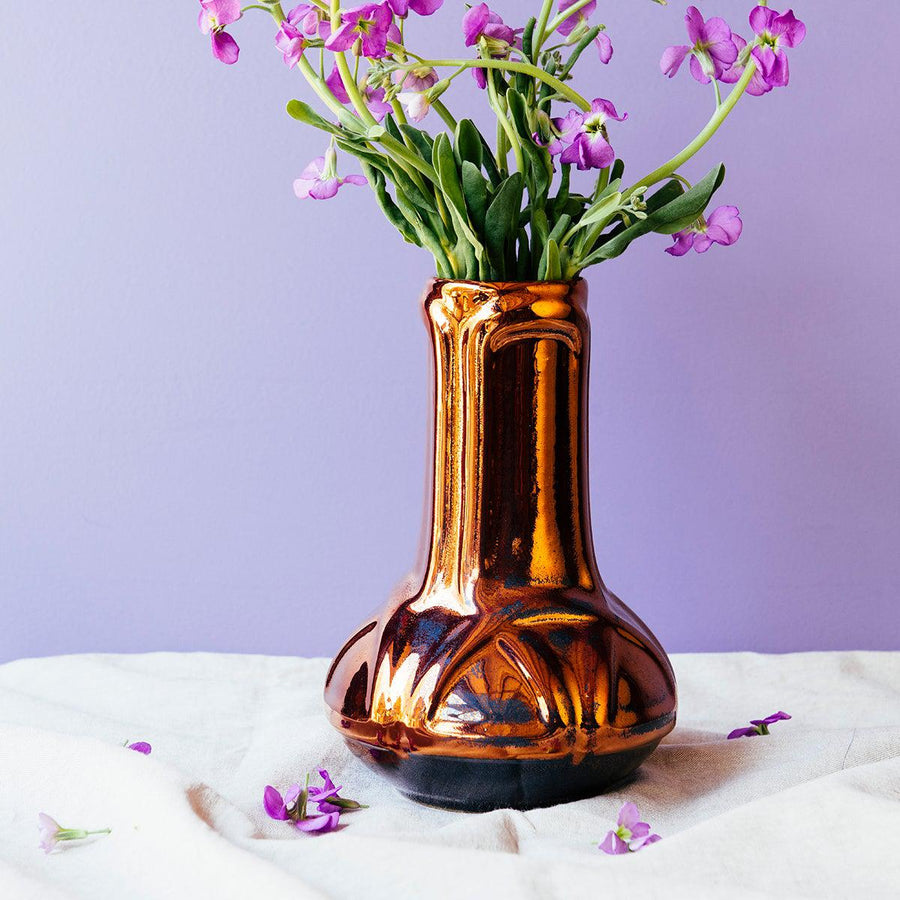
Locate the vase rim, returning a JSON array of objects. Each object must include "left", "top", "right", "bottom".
[{"left": 425, "top": 278, "right": 588, "bottom": 312}]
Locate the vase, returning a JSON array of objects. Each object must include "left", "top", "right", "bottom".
[{"left": 324, "top": 279, "right": 676, "bottom": 811}]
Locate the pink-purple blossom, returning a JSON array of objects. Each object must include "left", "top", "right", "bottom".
[
  {"left": 325, "top": 65, "right": 393, "bottom": 122},
  {"left": 748, "top": 6, "right": 806, "bottom": 89},
  {"left": 275, "top": 18, "right": 307, "bottom": 69},
  {"left": 198, "top": 0, "right": 242, "bottom": 66},
  {"left": 666, "top": 205, "right": 742, "bottom": 256},
  {"left": 463, "top": 3, "right": 521, "bottom": 89},
  {"left": 38, "top": 813, "right": 111, "bottom": 854},
  {"left": 727, "top": 710, "right": 792, "bottom": 739},
  {"left": 660, "top": 6, "right": 738, "bottom": 84},
  {"left": 557, "top": 0, "right": 613, "bottom": 63},
  {"left": 284, "top": 4, "right": 329, "bottom": 37},
  {"left": 325, "top": 2, "right": 394, "bottom": 59},
  {"left": 264, "top": 769, "right": 363, "bottom": 835},
  {"left": 720, "top": 33, "right": 772, "bottom": 96},
  {"left": 294, "top": 150, "right": 368, "bottom": 201},
  {"left": 387, "top": 0, "right": 444, "bottom": 16},
  {"left": 127, "top": 741, "right": 152, "bottom": 754},
  {"left": 599, "top": 803, "right": 661, "bottom": 855},
  {"left": 549, "top": 98, "right": 626, "bottom": 171}
]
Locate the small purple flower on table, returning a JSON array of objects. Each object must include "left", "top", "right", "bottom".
[
  {"left": 264, "top": 768, "right": 364, "bottom": 835},
  {"left": 325, "top": 3, "right": 395, "bottom": 59},
  {"left": 462, "top": 4, "right": 521, "bottom": 89},
  {"left": 38, "top": 813, "right": 111, "bottom": 854},
  {"left": 748, "top": 6, "right": 806, "bottom": 90},
  {"left": 666, "top": 205, "right": 742, "bottom": 256},
  {"left": 198, "top": 0, "right": 242, "bottom": 66},
  {"left": 660, "top": 6, "right": 738, "bottom": 84},
  {"left": 549, "top": 98, "right": 626, "bottom": 171},
  {"left": 127, "top": 741, "right": 152, "bottom": 754},
  {"left": 387, "top": 0, "right": 444, "bottom": 16},
  {"left": 294, "top": 147, "right": 368, "bottom": 201},
  {"left": 557, "top": 0, "right": 613, "bottom": 64},
  {"left": 599, "top": 803, "right": 661, "bottom": 855},
  {"left": 728, "top": 711, "right": 792, "bottom": 739}
]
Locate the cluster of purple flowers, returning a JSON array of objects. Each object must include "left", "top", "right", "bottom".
[
  {"left": 264, "top": 768, "right": 365, "bottom": 833},
  {"left": 662, "top": 5, "right": 806, "bottom": 95},
  {"left": 193, "top": 2, "right": 807, "bottom": 271}
]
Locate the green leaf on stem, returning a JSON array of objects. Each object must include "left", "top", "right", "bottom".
[
  {"left": 454, "top": 119, "right": 483, "bottom": 171},
  {"left": 484, "top": 172, "right": 524, "bottom": 276}
]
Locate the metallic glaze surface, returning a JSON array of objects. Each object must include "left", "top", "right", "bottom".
[{"left": 324, "top": 280, "right": 676, "bottom": 809}]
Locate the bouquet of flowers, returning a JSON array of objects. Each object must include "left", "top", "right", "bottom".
[{"left": 196, "top": 1, "right": 805, "bottom": 280}]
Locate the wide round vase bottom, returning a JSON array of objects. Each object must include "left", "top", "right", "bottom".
[{"left": 324, "top": 280, "right": 677, "bottom": 812}]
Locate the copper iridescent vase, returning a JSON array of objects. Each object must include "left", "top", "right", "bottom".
[{"left": 325, "top": 279, "right": 676, "bottom": 811}]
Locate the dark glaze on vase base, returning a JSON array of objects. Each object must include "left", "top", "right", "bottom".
[{"left": 324, "top": 280, "right": 677, "bottom": 812}]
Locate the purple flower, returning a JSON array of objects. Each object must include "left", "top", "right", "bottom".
[
  {"left": 294, "top": 149, "right": 367, "bottom": 201},
  {"left": 38, "top": 814, "right": 111, "bottom": 854},
  {"left": 275, "top": 18, "right": 307, "bottom": 70},
  {"left": 749, "top": 6, "right": 806, "bottom": 89},
  {"left": 719, "top": 34, "right": 773, "bottom": 96},
  {"left": 549, "top": 98, "right": 626, "bottom": 171},
  {"left": 462, "top": 3, "right": 521, "bottom": 89},
  {"left": 727, "top": 710, "right": 792, "bottom": 739},
  {"left": 660, "top": 6, "right": 738, "bottom": 84},
  {"left": 387, "top": 0, "right": 443, "bottom": 16},
  {"left": 399, "top": 65, "right": 439, "bottom": 93},
  {"left": 556, "top": 1, "right": 613, "bottom": 63},
  {"left": 324, "top": 65, "right": 393, "bottom": 122},
  {"left": 127, "top": 741, "right": 152, "bottom": 755},
  {"left": 285, "top": 3, "right": 331, "bottom": 38},
  {"left": 264, "top": 769, "right": 363, "bottom": 835},
  {"left": 599, "top": 803, "right": 661, "bottom": 855},
  {"left": 198, "top": 0, "right": 242, "bottom": 66},
  {"left": 325, "top": 2, "right": 394, "bottom": 59},
  {"left": 666, "top": 205, "right": 742, "bottom": 256},
  {"left": 295, "top": 810, "right": 341, "bottom": 832}
]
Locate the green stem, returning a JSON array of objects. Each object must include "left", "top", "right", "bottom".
[
  {"left": 544, "top": 0, "right": 595, "bottom": 40},
  {"left": 486, "top": 71, "right": 525, "bottom": 175},
  {"left": 401, "top": 58, "right": 591, "bottom": 111},
  {"left": 432, "top": 99, "right": 458, "bottom": 131},
  {"left": 624, "top": 57, "right": 758, "bottom": 198},
  {"left": 534, "top": 0, "right": 556, "bottom": 53}
]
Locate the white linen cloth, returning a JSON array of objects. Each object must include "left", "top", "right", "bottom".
[{"left": 0, "top": 651, "right": 897, "bottom": 899}]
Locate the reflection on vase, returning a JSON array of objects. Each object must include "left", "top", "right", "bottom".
[{"left": 325, "top": 279, "right": 676, "bottom": 811}]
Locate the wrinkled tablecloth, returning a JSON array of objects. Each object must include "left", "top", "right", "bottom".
[{"left": 0, "top": 651, "right": 897, "bottom": 899}]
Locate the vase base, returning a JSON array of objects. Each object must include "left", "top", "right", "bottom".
[{"left": 344, "top": 738, "right": 660, "bottom": 812}]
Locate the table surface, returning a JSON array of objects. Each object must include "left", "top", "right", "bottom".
[{"left": 0, "top": 651, "right": 897, "bottom": 899}]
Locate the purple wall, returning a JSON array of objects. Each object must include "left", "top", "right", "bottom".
[{"left": 2, "top": 2, "right": 898, "bottom": 662}]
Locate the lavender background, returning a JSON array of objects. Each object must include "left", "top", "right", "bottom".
[{"left": 2, "top": 2, "right": 898, "bottom": 663}]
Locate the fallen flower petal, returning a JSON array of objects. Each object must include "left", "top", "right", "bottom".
[
  {"left": 728, "top": 710, "right": 792, "bottom": 738},
  {"left": 599, "top": 802, "right": 660, "bottom": 854},
  {"left": 38, "top": 813, "right": 111, "bottom": 854}
]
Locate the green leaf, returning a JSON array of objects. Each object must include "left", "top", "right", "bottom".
[
  {"left": 538, "top": 238, "right": 562, "bottom": 281},
  {"left": 507, "top": 92, "right": 553, "bottom": 202},
  {"left": 454, "top": 119, "right": 483, "bottom": 170},
  {"left": 484, "top": 173, "right": 524, "bottom": 274},
  {"left": 461, "top": 160, "right": 490, "bottom": 234},
  {"left": 361, "top": 163, "right": 421, "bottom": 247},
  {"left": 399, "top": 123, "right": 435, "bottom": 161},
  {"left": 286, "top": 98, "right": 364, "bottom": 137},
  {"left": 580, "top": 164, "right": 726, "bottom": 266},
  {"left": 432, "top": 133, "right": 466, "bottom": 218}
]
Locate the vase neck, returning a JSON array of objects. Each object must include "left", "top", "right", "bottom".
[{"left": 416, "top": 280, "right": 598, "bottom": 615}]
